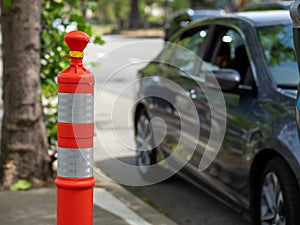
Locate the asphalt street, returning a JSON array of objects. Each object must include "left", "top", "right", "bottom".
[
  {"left": 87, "top": 35, "right": 250, "bottom": 225},
  {"left": 126, "top": 176, "right": 249, "bottom": 225}
]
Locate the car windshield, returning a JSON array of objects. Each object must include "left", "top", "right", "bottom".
[{"left": 257, "top": 24, "right": 299, "bottom": 88}]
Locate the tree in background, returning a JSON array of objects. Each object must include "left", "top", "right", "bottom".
[
  {"left": 0, "top": 0, "right": 52, "bottom": 189},
  {"left": 189, "top": 0, "right": 199, "bottom": 7},
  {"left": 96, "top": 0, "right": 193, "bottom": 30},
  {"left": 129, "top": 0, "right": 139, "bottom": 29},
  {"left": 80, "top": 0, "right": 89, "bottom": 20},
  {"left": 97, "top": 0, "right": 130, "bottom": 30},
  {"left": 94, "top": 0, "right": 253, "bottom": 30}
]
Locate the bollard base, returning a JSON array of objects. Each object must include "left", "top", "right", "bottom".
[{"left": 56, "top": 176, "right": 95, "bottom": 225}]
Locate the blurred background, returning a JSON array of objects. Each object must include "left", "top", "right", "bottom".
[{"left": 0, "top": 1, "right": 296, "bottom": 225}]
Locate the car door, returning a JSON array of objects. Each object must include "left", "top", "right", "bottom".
[
  {"left": 195, "top": 25, "right": 258, "bottom": 202},
  {"left": 145, "top": 25, "right": 213, "bottom": 168}
]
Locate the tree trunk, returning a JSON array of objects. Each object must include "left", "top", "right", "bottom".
[
  {"left": 80, "top": 0, "right": 88, "bottom": 21},
  {"left": 0, "top": 0, "right": 52, "bottom": 189},
  {"left": 237, "top": 0, "right": 248, "bottom": 11},
  {"left": 190, "top": 0, "right": 202, "bottom": 8},
  {"left": 129, "top": 0, "right": 139, "bottom": 30}
]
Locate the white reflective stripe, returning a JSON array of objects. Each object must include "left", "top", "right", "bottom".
[
  {"left": 57, "top": 147, "right": 93, "bottom": 178},
  {"left": 58, "top": 93, "right": 94, "bottom": 124}
]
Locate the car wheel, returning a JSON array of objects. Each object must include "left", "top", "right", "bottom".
[
  {"left": 135, "top": 109, "right": 157, "bottom": 178},
  {"left": 254, "top": 157, "right": 300, "bottom": 225}
]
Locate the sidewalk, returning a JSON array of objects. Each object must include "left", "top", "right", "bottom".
[
  {"left": 0, "top": 174, "right": 177, "bottom": 225},
  {"left": 0, "top": 187, "right": 128, "bottom": 225}
]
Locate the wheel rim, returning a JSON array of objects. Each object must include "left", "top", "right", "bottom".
[
  {"left": 135, "top": 114, "right": 152, "bottom": 174},
  {"left": 260, "top": 172, "right": 286, "bottom": 225}
]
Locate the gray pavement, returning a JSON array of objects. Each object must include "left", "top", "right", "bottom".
[
  {"left": 0, "top": 187, "right": 128, "bottom": 225},
  {"left": 0, "top": 172, "right": 177, "bottom": 225}
]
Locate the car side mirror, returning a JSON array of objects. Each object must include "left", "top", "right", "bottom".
[{"left": 205, "top": 68, "right": 241, "bottom": 91}]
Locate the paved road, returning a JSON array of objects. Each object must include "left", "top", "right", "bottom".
[
  {"left": 87, "top": 35, "right": 250, "bottom": 225},
  {"left": 126, "top": 175, "right": 249, "bottom": 225},
  {"left": 85, "top": 35, "right": 164, "bottom": 97}
]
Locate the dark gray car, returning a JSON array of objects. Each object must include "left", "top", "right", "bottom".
[{"left": 134, "top": 10, "right": 300, "bottom": 225}]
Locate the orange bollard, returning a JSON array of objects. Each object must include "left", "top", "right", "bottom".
[{"left": 55, "top": 30, "right": 95, "bottom": 225}]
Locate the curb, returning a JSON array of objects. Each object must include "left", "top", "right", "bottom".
[{"left": 94, "top": 168, "right": 178, "bottom": 225}]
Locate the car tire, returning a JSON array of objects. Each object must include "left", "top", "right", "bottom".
[
  {"left": 135, "top": 109, "right": 157, "bottom": 180},
  {"left": 253, "top": 157, "right": 300, "bottom": 225}
]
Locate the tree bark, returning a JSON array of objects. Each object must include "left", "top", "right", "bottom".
[
  {"left": 190, "top": 0, "right": 202, "bottom": 8},
  {"left": 80, "top": 0, "right": 88, "bottom": 21},
  {"left": 0, "top": 0, "right": 52, "bottom": 189},
  {"left": 129, "top": 0, "right": 139, "bottom": 30}
]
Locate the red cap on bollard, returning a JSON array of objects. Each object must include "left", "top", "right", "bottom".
[{"left": 64, "top": 30, "right": 90, "bottom": 52}]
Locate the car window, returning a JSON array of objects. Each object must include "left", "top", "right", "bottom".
[
  {"left": 257, "top": 24, "right": 299, "bottom": 87},
  {"left": 170, "top": 27, "right": 209, "bottom": 75},
  {"left": 204, "top": 27, "right": 254, "bottom": 86}
]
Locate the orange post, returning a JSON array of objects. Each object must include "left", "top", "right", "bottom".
[{"left": 55, "top": 30, "right": 95, "bottom": 225}]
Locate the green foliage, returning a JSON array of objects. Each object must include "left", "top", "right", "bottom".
[
  {"left": 97, "top": 0, "right": 130, "bottom": 30},
  {"left": 3, "top": 0, "right": 12, "bottom": 10},
  {"left": 87, "top": 1, "right": 98, "bottom": 13},
  {"left": 96, "top": 0, "right": 186, "bottom": 29},
  {"left": 258, "top": 25, "right": 295, "bottom": 66},
  {"left": 9, "top": 179, "right": 32, "bottom": 191},
  {"left": 169, "top": 0, "right": 190, "bottom": 12},
  {"left": 41, "top": 0, "right": 104, "bottom": 154}
]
